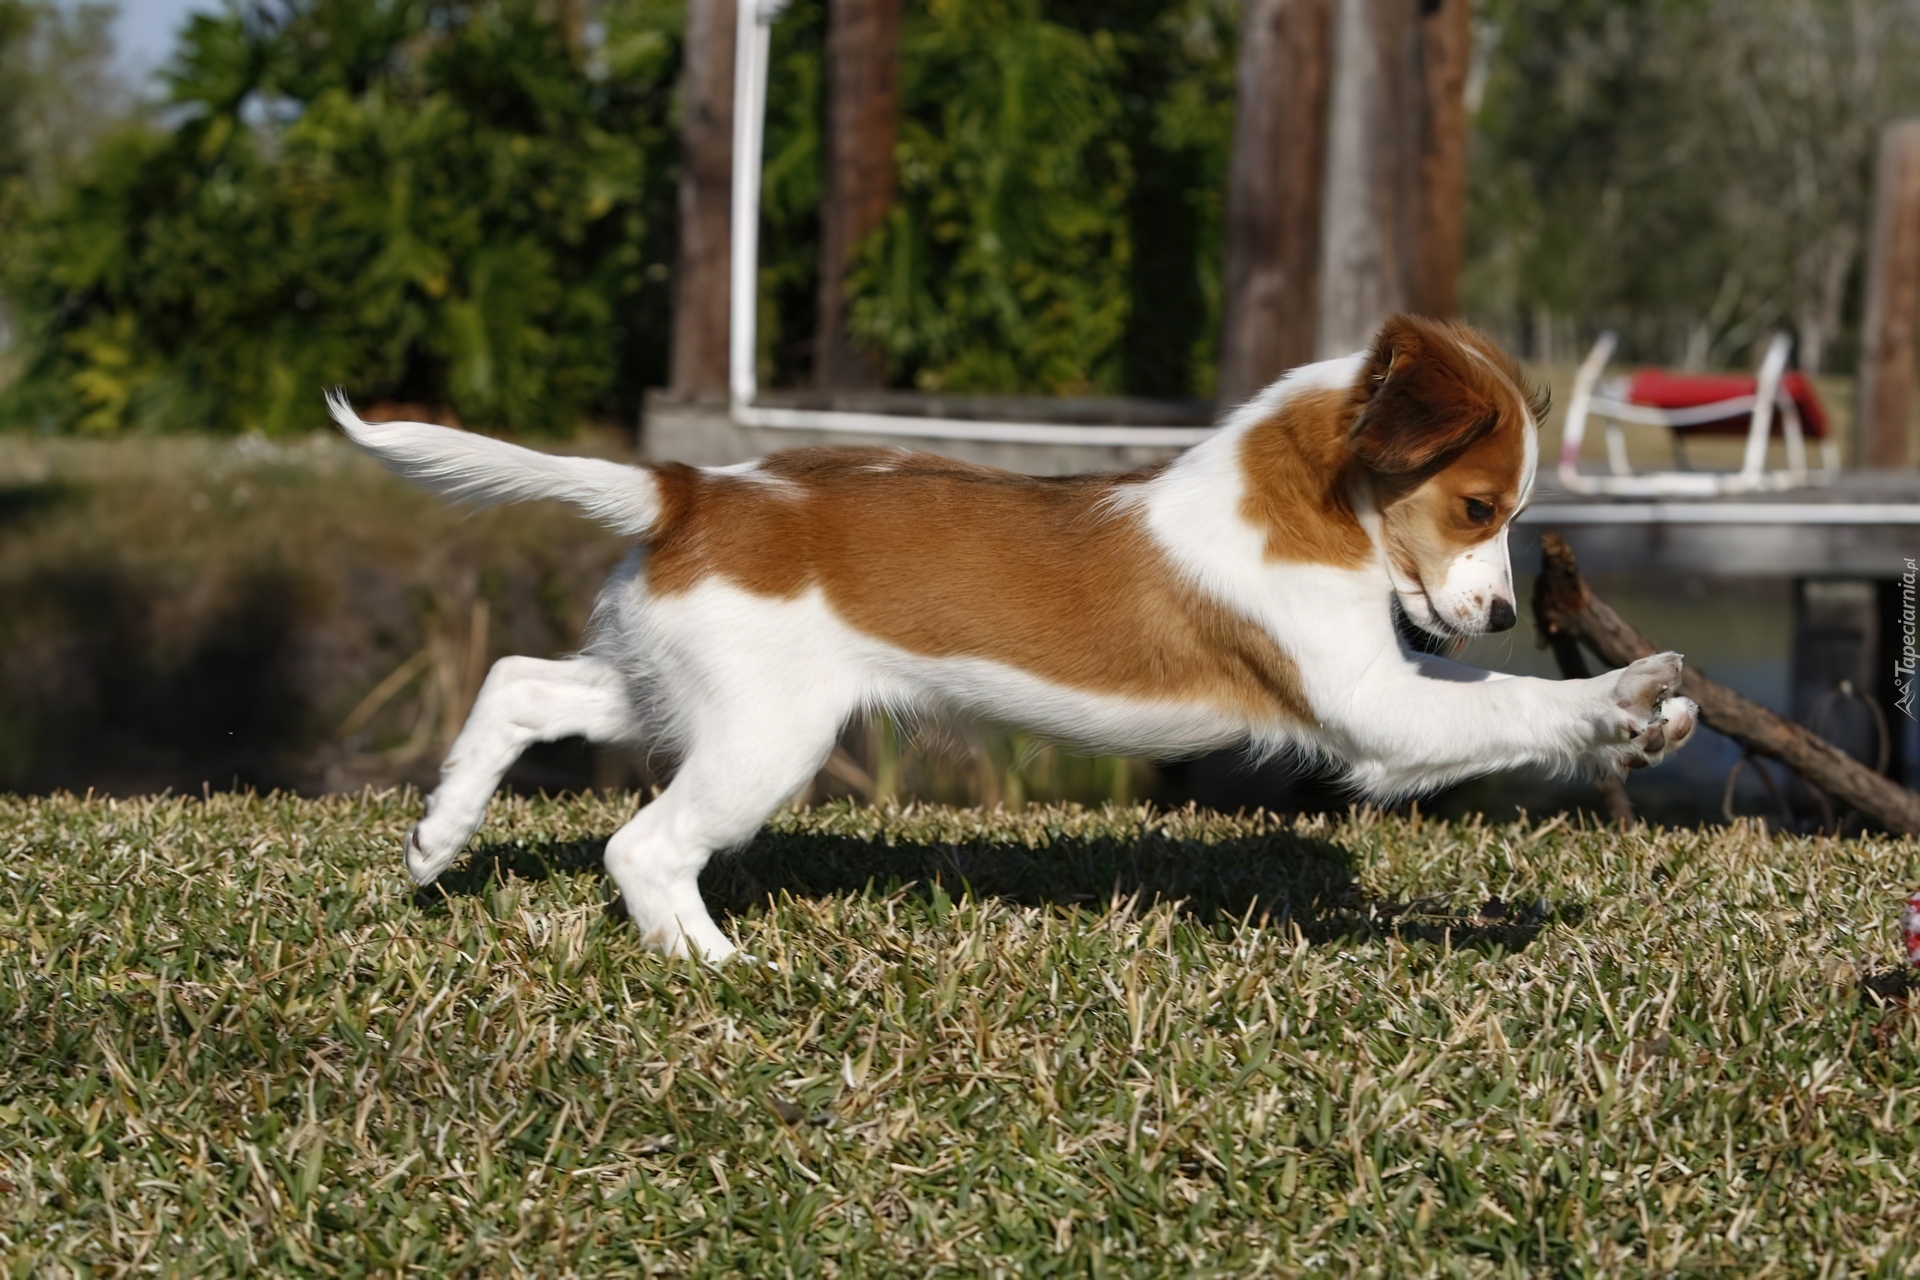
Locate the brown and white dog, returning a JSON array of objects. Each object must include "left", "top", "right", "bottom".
[{"left": 330, "top": 314, "right": 1697, "bottom": 960}]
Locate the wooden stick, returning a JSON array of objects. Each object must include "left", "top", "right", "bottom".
[{"left": 1533, "top": 532, "right": 1920, "bottom": 834}]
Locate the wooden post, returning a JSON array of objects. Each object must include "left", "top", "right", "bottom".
[
  {"left": 670, "top": 0, "right": 738, "bottom": 397},
  {"left": 1316, "top": 0, "right": 1413, "bottom": 358},
  {"left": 815, "top": 0, "right": 901, "bottom": 390},
  {"left": 1859, "top": 119, "right": 1920, "bottom": 469},
  {"left": 1408, "top": 0, "right": 1470, "bottom": 318},
  {"left": 1216, "top": 0, "right": 1332, "bottom": 406},
  {"left": 1316, "top": 0, "right": 1470, "bottom": 356}
]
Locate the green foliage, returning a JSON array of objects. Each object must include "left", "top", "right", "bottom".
[
  {"left": 17, "top": 0, "right": 1920, "bottom": 431},
  {"left": 761, "top": 0, "right": 1235, "bottom": 398},
  {"left": 843, "top": 0, "right": 1233, "bottom": 397},
  {"left": 847, "top": 0, "right": 1131, "bottom": 395},
  {"left": 756, "top": 0, "right": 827, "bottom": 386},
  {"left": 2, "top": 0, "right": 684, "bottom": 436},
  {"left": 3, "top": 0, "right": 1237, "bottom": 432}
]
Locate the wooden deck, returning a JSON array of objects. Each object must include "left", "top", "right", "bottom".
[{"left": 1519, "top": 472, "right": 1920, "bottom": 577}]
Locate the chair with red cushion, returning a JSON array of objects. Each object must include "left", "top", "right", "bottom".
[{"left": 1558, "top": 332, "right": 1837, "bottom": 496}]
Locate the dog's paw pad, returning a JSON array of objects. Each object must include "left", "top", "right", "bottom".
[{"left": 1609, "top": 694, "right": 1699, "bottom": 773}]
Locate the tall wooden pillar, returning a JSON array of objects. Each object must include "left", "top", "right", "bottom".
[
  {"left": 1316, "top": 0, "right": 1469, "bottom": 358},
  {"left": 1859, "top": 119, "right": 1920, "bottom": 470},
  {"left": 1408, "top": 0, "right": 1470, "bottom": 318},
  {"left": 1216, "top": 0, "right": 1332, "bottom": 406},
  {"left": 816, "top": 0, "right": 901, "bottom": 390},
  {"left": 670, "top": 0, "right": 738, "bottom": 397},
  {"left": 1316, "top": 0, "right": 1413, "bottom": 358}
]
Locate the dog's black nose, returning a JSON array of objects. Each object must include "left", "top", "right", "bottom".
[{"left": 1487, "top": 598, "right": 1517, "bottom": 632}]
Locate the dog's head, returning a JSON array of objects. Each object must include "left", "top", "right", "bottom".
[{"left": 1348, "top": 314, "right": 1543, "bottom": 638}]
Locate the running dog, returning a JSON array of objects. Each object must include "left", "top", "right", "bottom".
[{"left": 330, "top": 313, "right": 1697, "bottom": 960}]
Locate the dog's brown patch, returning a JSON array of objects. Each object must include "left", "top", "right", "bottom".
[
  {"left": 1234, "top": 315, "right": 1538, "bottom": 590},
  {"left": 645, "top": 450, "right": 1310, "bottom": 725},
  {"left": 1238, "top": 385, "right": 1374, "bottom": 567}
]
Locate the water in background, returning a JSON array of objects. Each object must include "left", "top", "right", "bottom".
[{"left": 1440, "top": 570, "right": 1796, "bottom": 826}]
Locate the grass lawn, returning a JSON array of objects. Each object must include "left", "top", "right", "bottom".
[{"left": 3, "top": 792, "right": 1920, "bottom": 1276}]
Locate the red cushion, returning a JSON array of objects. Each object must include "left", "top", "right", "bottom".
[{"left": 1625, "top": 369, "right": 1829, "bottom": 440}]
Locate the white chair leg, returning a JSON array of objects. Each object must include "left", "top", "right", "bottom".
[
  {"left": 1606, "top": 420, "right": 1633, "bottom": 476},
  {"left": 1780, "top": 397, "right": 1807, "bottom": 480},
  {"left": 1740, "top": 333, "right": 1792, "bottom": 481},
  {"left": 1557, "top": 331, "right": 1617, "bottom": 493}
]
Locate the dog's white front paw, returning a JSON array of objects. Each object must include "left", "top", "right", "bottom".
[{"left": 1593, "top": 651, "right": 1699, "bottom": 774}]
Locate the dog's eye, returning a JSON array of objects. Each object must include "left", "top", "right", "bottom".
[{"left": 1464, "top": 498, "right": 1496, "bottom": 526}]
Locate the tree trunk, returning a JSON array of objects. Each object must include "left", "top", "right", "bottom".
[
  {"left": 1316, "top": 0, "right": 1470, "bottom": 356},
  {"left": 1859, "top": 119, "right": 1920, "bottom": 469},
  {"left": 1316, "top": 0, "right": 1414, "bottom": 357},
  {"left": 670, "top": 0, "right": 738, "bottom": 398},
  {"left": 816, "top": 0, "right": 901, "bottom": 390},
  {"left": 1408, "top": 0, "right": 1470, "bottom": 318},
  {"left": 1216, "top": 0, "right": 1332, "bottom": 406}
]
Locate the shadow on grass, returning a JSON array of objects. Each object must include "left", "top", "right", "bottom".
[{"left": 421, "top": 822, "right": 1571, "bottom": 955}]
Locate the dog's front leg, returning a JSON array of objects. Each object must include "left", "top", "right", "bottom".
[{"left": 1312, "top": 645, "right": 1698, "bottom": 798}]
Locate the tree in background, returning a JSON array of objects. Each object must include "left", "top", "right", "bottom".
[
  {"left": 0, "top": 0, "right": 125, "bottom": 355},
  {"left": 12, "top": 0, "right": 1920, "bottom": 437},
  {"left": 843, "top": 0, "right": 1234, "bottom": 397},
  {"left": 2, "top": 0, "right": 684, "bottom": 435},
  {"left": 669, "top": 0, "right": 734, "bottom": 397},
  {"left": 0, "top": 1, "right": 124, "bottom": 208},
  {"left": 1215, "top": 0, "right": 1328, "bottom": 405},
  {"left": 1470, "top": 0, "right": 1920, "bottom": 373}
]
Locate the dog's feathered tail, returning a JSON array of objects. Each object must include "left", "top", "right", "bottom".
[{"left": 326, "top": 391, "right": 660, "bottom": 537}]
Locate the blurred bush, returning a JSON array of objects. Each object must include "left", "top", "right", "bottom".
[
  {"left": 0, "top": 0, "right": 686, "bottom": 436},
  {"left": 708, "top": 0, "right": 1237, "bottom": 405},
  {"left": 844, "top": 0, "right": 1233, "bottom": 398},
  {"left": 0, "top": 0, "right": 1234, "bottom": 435}
]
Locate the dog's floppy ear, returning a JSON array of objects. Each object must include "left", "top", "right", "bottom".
[{"left": 1348, "top": 314, "right": 1498, "bottom": 476}]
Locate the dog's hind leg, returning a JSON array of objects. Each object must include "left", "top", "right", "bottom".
[
  {"left": 602, "top": 704, "right": 843, "bottom": 961},
  {"left": 407, "top": 655, "right": 637, "bottom": 885}
]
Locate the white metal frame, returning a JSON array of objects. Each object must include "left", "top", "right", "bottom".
[
  {"left": 1557, "top": 331, "right": 1839, "bottom": 497},
  {"left": 725, "top": 0, "right": 1216, "bottom": 449}
]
